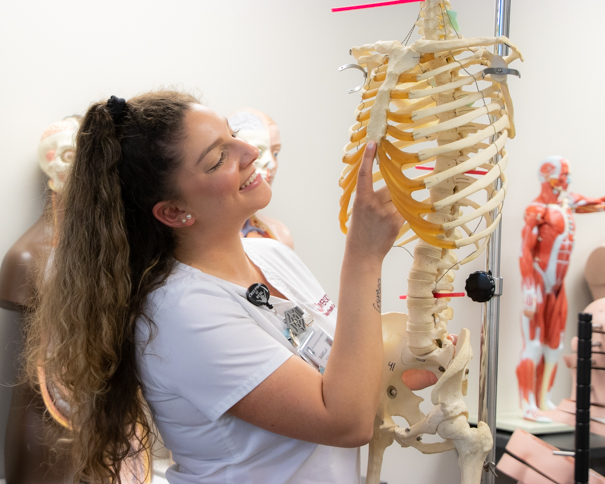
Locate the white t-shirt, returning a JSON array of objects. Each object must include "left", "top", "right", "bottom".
[{"left": 136, "top": 238, "right": 360, "bottom": 484}]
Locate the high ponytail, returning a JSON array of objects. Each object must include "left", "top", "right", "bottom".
[{"left": 26, "top": 91, "right": 199, "bottom": 483}]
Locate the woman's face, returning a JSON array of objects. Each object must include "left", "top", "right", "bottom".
[{"left": 174, "top": 104, "right": 271, "bottom": 230}]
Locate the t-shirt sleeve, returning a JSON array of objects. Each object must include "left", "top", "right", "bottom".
[{"left": 141, "top": 278, "right": 293, "bottom": 422}]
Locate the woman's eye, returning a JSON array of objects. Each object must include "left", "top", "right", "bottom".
[{"left": 208, "top": 153, "right": 226, "bottom": 172}]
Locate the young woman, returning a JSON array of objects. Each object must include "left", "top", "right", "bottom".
[{"left": 26, "top": 91, "right": 405, "bottom": 483}]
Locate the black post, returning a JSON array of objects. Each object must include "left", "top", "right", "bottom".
[{"left": 576, "top": 312, "right": 592, "bottom": 484}]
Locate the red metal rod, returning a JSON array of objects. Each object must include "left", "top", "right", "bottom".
[
  {"left": 400, "top": 292, "right": 466, "bottom": 300},
  {"left": 415, "top": 165, "right": 489, "bottom": 176},
  {"left": 332, "top": 0, "right": 423, "bottom": 13}
]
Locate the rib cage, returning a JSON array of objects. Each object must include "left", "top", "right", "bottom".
[
  {"left": 338, "top": 2, "right": 523, "bottom": 483},
  {"left": 339, "top": 42, "right": 513, "bottom": 257}
]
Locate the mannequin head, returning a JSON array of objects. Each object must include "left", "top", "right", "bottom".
[
  {"left": 228, "top": 109, "right": 281, "bottom": 185},
  {"left": 585, "top": 245, "right": 605, "bottom": 300},
  {"left": 538, "top": 155, "right": 571, "bottom": 194},
  {"left": 38, "top": 116, "right": 80, "bottom": 192}
]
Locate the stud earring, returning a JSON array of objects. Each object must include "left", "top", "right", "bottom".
[{"left": 182, "top": 214, "right": 192, "bottom": 224}]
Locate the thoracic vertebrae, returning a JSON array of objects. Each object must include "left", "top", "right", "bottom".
[{"left": 338, "top": 2, "right": 522, "bottom": 483}]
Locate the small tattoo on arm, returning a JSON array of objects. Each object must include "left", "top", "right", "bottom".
[{"left": 373, "top": 278, "right": 381, "bottom": 313}]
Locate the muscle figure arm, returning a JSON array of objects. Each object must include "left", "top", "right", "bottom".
[
  {"left": 569, "top": 192, "right": 605, "bottom": 213},
  {"left": 520, "top": 205, "right": 543, "bottom": 318}
]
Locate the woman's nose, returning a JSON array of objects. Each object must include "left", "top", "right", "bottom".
[{"left": 240, "top": 141, "right": 260, "bottom": 169}]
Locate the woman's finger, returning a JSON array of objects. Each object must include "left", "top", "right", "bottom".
[
  {"left": 374, "top": 186, "right": 392, "bottom": 205},
  {"left": 401, "top": 369, "right": 438, "bottom": 391},
  {"left": 355, "top": 141, "right": 377, "bottom": 198},
  {"left": 446, "top": 334, "right": 458, "bottom": 346}
]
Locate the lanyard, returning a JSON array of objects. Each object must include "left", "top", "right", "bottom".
[
  {"left": 246, "top": 283, "right": 332, "bottom": 373},
  {"left": 246, "top": 283, "right": 313, "bottom": 344}
]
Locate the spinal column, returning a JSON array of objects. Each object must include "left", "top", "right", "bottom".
[{"left": 338, "top": 1, "right": 522, "bottom": 483}]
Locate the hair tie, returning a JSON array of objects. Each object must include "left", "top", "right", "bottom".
[{"left": 107, "top": 95, "right": 127, "bottom": 124}]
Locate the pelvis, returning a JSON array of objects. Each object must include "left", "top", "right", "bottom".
[{"left": 368, "top": 312, "right": 492, "bottom": 484}]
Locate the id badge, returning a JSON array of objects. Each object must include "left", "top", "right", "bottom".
[{"left": 298, "top": 326, "right": 333, "bottom": 371}]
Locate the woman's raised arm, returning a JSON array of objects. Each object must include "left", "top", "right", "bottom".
[{"left": 229, "top": 141, "right": 404, "bottom": 447}]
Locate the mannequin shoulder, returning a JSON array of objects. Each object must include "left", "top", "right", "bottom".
[
  {"left": 0, "top": 218, "right": 48, "bottom": 309},
  {"left": 255, "top": 213, "right": 294, "bottom": 250}
]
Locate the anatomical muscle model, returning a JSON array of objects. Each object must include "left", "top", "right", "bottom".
[
  {"left": 338, "top": 1, "right": 522, "bottom": 482},
  {"left": 517, "top": 156, "right": 605, "bottom": 421}
]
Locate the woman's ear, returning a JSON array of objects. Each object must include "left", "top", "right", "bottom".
[{"left": 152, "top": 201, "right": 194, "bottom": 228}]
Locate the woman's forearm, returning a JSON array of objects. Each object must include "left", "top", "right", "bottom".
[{"left": 321, "top": 246, "right": 384, "bottom": 442}]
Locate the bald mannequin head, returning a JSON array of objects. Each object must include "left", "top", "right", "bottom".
[
  {"left": 37, "top": 116, "right": 80, "bottom": 192},
  {"left": 228, "top": 109, "right": 281, "bottom": 185}
]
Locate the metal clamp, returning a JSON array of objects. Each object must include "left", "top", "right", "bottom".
[
  {"left": 493, "top": 277, "right": 504, "bottom": 296},
  {"left": 483, "top": 66, "right": 521, "bottom": 79},
  {"left": 483, "top": 461, "right": 498, "bottom": 477},
  {"left": 553, "top": 450, "right": 576, "bottom": 457},
  {"left": 482, "top": 53, "right": 521, "bottom": 83},
  {"left": 338, "top": 63, "right": 368, "bottom": 94}
]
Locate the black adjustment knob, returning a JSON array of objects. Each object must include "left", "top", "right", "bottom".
[{"left": 465, "top": 271, "right": 495, "bottom": 303}]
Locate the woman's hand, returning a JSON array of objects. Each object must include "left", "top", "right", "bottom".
[
  {"left": 345, "top": 141, "right": 405, "bottom": 263},
  {"left": 401, "top": 369, "right": 437, "bottom": 391},
  {"left": 401, "top": 334, "right": 458, "bottom": 390}
]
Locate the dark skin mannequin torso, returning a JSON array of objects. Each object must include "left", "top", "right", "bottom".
[
  {"left": 0, "top": 200, "right": 73, "bottom": 484},
  {"left": 0, "top": 216, "right": 45, "bottom": 310}
]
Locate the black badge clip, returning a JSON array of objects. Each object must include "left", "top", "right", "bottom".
[{"left": 246, "top": 283, "right": 273, "bottom": 309}]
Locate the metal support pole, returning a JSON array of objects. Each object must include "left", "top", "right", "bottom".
[{"left": 479, "top": 1, "right": 511, "bottom": 483}]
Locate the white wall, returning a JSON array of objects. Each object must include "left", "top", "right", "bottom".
[{"left": 1, "top": 1, "right": 604, "bottom": 482}]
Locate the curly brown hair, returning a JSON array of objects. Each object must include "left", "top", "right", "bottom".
[{"left": 25, "top": 91, "right": 200, "bottom": 483}]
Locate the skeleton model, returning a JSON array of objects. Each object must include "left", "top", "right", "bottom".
[
  {"left": 338, "top": 1, "right": 522, "bottom": 482},
  {"left": 517, "top": 156, "right": 605, "bottom": 422}
]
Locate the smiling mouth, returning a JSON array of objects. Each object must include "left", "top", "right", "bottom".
[{"left": 240, "top": 170, "right": 259, "bottom": 190}]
